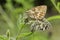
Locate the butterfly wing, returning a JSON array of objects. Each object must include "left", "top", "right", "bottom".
[
  {"left": 26, "top": 5, "right": 47, "bottom": 20},
  {"left": 30, "top": 18, "right": 52, "bottom": 32}
]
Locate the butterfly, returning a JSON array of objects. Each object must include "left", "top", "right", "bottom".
[{"left": 24, "top": 5, "right": 52, "bottom": 32}]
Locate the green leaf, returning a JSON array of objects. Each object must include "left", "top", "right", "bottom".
[
  {"left": 47, "top": 15, "right": 60, "bottom": 40},
  {"left": 47, "top": 15, "right": 60, "bottom": 21},
  {"left": 51, "top": 0, "right": 60, "bottom": 13},
  {"left": 0, "top": 35, "right": 8, "bottom": 40}
]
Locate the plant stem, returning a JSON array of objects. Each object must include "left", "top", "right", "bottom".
[{"left": 0, "top": 5, "right": 15, "bottom": 29}]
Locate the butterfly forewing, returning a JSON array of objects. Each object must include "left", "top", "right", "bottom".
[{"left": 26, "top": 5, "right": 47, "bottom": 20}]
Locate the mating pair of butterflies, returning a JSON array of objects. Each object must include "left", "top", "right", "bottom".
[{"left": 24, "top": 5, "right": 52, "bottom": 32}]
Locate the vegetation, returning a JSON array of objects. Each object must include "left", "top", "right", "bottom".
[{"left": 0, "top": 0, "right": 60, "bottom": 40}]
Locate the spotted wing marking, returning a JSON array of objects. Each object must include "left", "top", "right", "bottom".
[{"left": 26, "top": 5, "right": 47, "bottom": 20}]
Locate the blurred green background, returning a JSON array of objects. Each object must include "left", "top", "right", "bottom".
[{"left": 0, "top": 0, "right": 60, "bottom": 40}]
